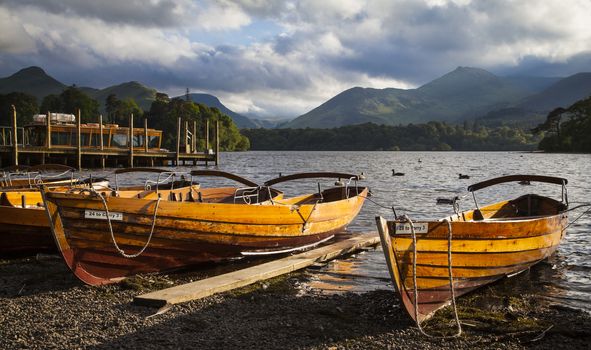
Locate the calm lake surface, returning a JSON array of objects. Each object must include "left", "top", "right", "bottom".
[{"left": 104, "top": 151, "right": 591, "bottom": 312}]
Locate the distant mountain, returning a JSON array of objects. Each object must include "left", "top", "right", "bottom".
[
  {"left": 249, "top": 118, "right": 285, "bottom": 128},
  {"left": 284, "top": 67, "right": 531, "bottom": 128},
  {"left": 0, "top": 67, "right": 156, "bottom": 112},
  {"left": 477, "top": 72, "right": 591, "bottom": 127},
  {"left": 503, "top": 76, "right": 561, "bottom": 94},
  {"left": 284, "top": 67, "right": 591, "bottom": 129},
  {"left": 284, "top": 87, "right": 413, "bottom": 128},
  {"left": 0, "top": 67, "right": 256, "bottom": 127},
  {"left": 0, "top": 66, "right": 66, "bottom": 102},
  {"left": 518, "top": 73, "right": 591, "bottom": 112},
  {"left": 184, "top": 93, "right": 258, "bottom": 128}
]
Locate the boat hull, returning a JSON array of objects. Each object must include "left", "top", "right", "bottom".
[
  {"left": 0, "top": 206, "right": 53, "bottom": 256},
  {"left": 376, "top": 196, "right": 567, "bottom": 323},
  {"left": 0, "top": 185, "right": 198, "bottom": 257},
  {"left": 43, "top": 187, "right": 368, "bottom": 285}
]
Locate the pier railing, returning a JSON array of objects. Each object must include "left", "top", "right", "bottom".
[{"left": 0, "top": 106, "right": 220, "bottom": 169}]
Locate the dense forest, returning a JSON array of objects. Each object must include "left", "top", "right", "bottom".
[
  {"left": 533, "top": 96, "right": 591, "bottom": 153},
  {"left": 242, "top": 122, "right": 539, "bottom": 151},
  {"left": 0, "top": 88, "right": 249, "bottom": 151}
]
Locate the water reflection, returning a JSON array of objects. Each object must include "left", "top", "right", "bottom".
[{"left": 304, "top": 248, "right": 391, "bottom": 294}]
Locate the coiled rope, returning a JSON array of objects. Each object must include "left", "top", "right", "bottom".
[
  {"left": 401, "top": 214, "right": 462, "bottom": 338},
  {"left": 94, "top": 189, "right": 161, "bottom": 258}
]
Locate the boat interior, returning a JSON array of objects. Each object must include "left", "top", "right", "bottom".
[
  {"left": 0, "top": 181, "right": 200, "bottom": 208},
  {"left": 112, "top": 184, "right": 364, "bottom": 206},
  {"left": 275, "top": 186, "right": 367, "bottom": 206},
  {"left": 92, "top": 185, "right": 282, "bottom": 204},
  {"left": 450, "top": 194, "right": 567, "bottom": 222},
  {"left": 152, "top": 186, "right": 283, "bottom": 204}
]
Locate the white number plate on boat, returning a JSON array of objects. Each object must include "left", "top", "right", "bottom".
[
  {"left": 394, "top": 222, "right": 429, "bottom": 234},
  {"left": 84, "top": 210, "right": 123, "bottom": 221}
]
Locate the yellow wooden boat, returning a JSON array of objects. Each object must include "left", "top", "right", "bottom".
[
  {"left": 0, "top": 164, "right": 80, "bottom": 189},
  {"left": 41, "top": 172, "right": 368, "bottom": 285},
  {"left": 376, "top": 175, "right": 568, "bottom": 324},
  {"left": 0, "top": 168, "right": 198, "bottom": 256}
]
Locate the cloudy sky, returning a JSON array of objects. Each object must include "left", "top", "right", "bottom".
[{"left": 1, "top": 0, "right": 590, "bottom": 119}]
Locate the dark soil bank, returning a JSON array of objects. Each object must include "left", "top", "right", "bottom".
[{"left": 1, "top": 256, "right": 590, "bottom": 350}]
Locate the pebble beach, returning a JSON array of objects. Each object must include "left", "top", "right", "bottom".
[{"left": 2, "top": 255, "right": 590, "bottom": 350}]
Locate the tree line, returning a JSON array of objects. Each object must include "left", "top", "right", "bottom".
[
  {"left": 3, "top": 87, "right": 588, "bottom": 153},
  {"left": 0, "top": 87, "right": 249, "bottom": 151},
  {"left": 532, "top": 95, "right": 591, "bottom": 153},
  {"left": 241, "top": 122, "right": 540, "bottom": 151}
]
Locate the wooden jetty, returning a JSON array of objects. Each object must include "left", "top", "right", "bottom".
[
  {"left": 0, "top": 106, "right": 220, "bottom": 169},
  {"left": 134, "top": 233, "right": 380, "bottom": 308}
]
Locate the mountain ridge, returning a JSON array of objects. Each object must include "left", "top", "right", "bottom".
[
  {"left": 180, "top": 93, "right": 257, "bottom": 129},
  {"left": 3, "top": 66, "right": 590, "bottom": 130},
  {"left": 0, "top": 67, "right": 257, "bottom": 128},
  {"left": 283, "top": 67, "right": 591, "bottom": 129}
]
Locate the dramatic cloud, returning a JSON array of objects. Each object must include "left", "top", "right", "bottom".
[
  {"left": 0, "top": 8, "right": 37, "bottom": 54},
  {"left": 0, "top": 0, "right": 590, "bottom": 119}
]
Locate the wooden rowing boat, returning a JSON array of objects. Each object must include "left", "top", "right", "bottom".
[
  {"left": 375, "top": 175, "right": 569, "bottom": 324},
  {"left": 0, "top": 164, "right": 79, "bottom": 189},
  {"left": 0, "top": 168, "right": 197, "bottom": 256},
  {"left": 41, "top": 172, "right": 368, "bottom": 285}
]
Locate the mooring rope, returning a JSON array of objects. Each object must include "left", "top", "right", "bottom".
[
  {"left": 93, "top": 189, "right": 161, "bottom": 258},
  {"left": 401, "top": 214, "right": 462, "bottom": 338},
  {"left": 563, "top": 203, "right": 591, "bottom": 231},
  {"left": 442, "top": 218, "right": 462, "bottom": 337}
]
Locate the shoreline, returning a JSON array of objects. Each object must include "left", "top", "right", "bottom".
[{"left": 1, "top": 256, "right": 590, "bottom": 349}]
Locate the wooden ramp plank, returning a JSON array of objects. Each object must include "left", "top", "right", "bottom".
[{"left": 134, "top": 233, "right": 379, "bottom": 307}]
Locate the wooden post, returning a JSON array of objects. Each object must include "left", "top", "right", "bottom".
[
  {"left": 215, "top": 120, "right": 220, "bottom": 166},
  {"left": 192, "top": 120, "right": 197, "bottom": 154},
  {"left": 205, "top": 119, "right": 209, "bottom": 166},
  {"left": 11, "top": 105, "right": 18, "bottom": 166},
  {"left": 99, "top": 114, "right": 105, "bottom": 169},
  {"left": 205, "top": 120, "right": 210, "bottom": 151},
  {"left": 76, "top": 109, "right": 81, "bottom": 170},
  {"left": 192, "top": 120, "right": 197, "bottom": 165},
  {"left": 176, "top": 117, "right": 181, "bottom": 167},
  {"left": 144, "top": 118, "right": 149, "bottom": 153},
  {"left": 129, "top": 113, "right": 134, "bottom": 168},
  {"left": 46, "top": 110, "right": 52, "bottom": 149},
  {"left": 184, "top": 120, "right": 189, "bottom": 154}
]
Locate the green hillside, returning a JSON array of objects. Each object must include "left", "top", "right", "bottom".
[
  {"left": 284, "top": 67, "right": 531, "bottom": 128},
  {"left": 0, "top": 67, "right": 66, "bottom": 103},
  {"left": 284, "top": 87, "right": 420, "bottom": 128},
  {"left": 90, "top": 81, "right": 157, "bottom": 112}
]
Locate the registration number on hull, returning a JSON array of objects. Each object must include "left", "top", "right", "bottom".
[
  {"left": 394, "top": 222, "right": 429, "bottom": 234},
  {"left": 84, "top": 210, "right": 123, "bottom": 221}
]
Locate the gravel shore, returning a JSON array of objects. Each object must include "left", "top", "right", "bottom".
[{"left": 1, "top": 256, "right": 590, "bottom": 350}]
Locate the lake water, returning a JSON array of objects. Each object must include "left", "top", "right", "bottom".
[{"left": 99, "top": 151, "right": 591, "bottom": 311}]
